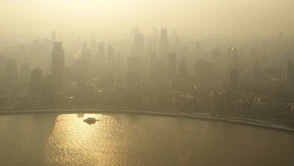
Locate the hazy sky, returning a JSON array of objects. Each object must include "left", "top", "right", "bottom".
[{"left": 1, "top": 0, "right": 294, "bottom": 38}]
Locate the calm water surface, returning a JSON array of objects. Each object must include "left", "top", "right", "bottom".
[{"left": 0, "top": 113, "right": 294, "bottom": 166}]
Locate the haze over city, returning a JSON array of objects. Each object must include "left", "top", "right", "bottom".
[
  {"left": 1, "top": 0, "right": 294, "bottom": 166},
  {"left": 1, "top": 0, "right": 294, "bottom": 39}
]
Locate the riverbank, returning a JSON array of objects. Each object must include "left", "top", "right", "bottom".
[{"left": 0, "top": 109, "right": 293, "bottom": 133}]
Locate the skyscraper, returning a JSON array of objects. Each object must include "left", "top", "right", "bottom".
[
  {"left": 168, "top": 53, "right": 177, "bottom": 80},
  {"left": 211, "top": 48, "right": 220, "bottom": 60},
  {"left": 230, "top": 69, "right": 239, "bottom": 91},
  {"left": 231, "top": 48, "right": 238, "bottom": 63},
  {"left": 127, "top": 56, "right": 141, "bottom": 75},
  {"left": 29, "top": 68, "right": 43, "bottom": 96},
  {"left": 159, "top": 28, "right": 169, "bottom": 54},
  {"left": 195, "top": 42, "right": 202, "bottom": 56},
  {"left": 107, "top": 45, "right": 115, "bottom": 63},
  {"left": 227, "top": 46, "right": 232, "bottom": 61},
  {"left": 252, "top": 62, "right": 261, "bottom": 80},
  {"left": 132, "top": 27, "right": 144, "bottom": 56},
  {"left": 6, "top": 59, "right": 17, "bottom": 88},
  {"left": 20, "top": 63, "right": 30, "bottom": 83},
  {"left": 179, "top": 58, "right": 187, "bottom": 80},
  {"left": 98, "top": 42, "right": 105, "bottom": 60},
  {"left": 51, "top": 42, "right": 65, "bottom": 92},
  {"left": 286, "top": 59, "right": 294, "bottom": 90},
  {"left": 81, "top": 41, "right": 91, "bottom": 60},
  {"left": 125, "top": 56, "right": 141, "bottom": 90}
]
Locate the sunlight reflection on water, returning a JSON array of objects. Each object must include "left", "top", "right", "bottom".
[{"left": 0, "top": 113, "right": 294, "bottom": 166}]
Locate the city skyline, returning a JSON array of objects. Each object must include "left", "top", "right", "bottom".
[
  {"left": 0, "top": 1, "right": 294, "bottom": 166},
  {"left": 1, "top": 0, "right": 294, "bottom": 38}
]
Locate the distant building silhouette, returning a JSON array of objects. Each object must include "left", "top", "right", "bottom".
[
  {"left": 29, "top": 68, "right": 43, "bottom": 96},
  {"left": 97, "top": 42, "right": 105, "bottom": 60},
  {"left": 252, "top": 62, "right": 261, "bottom": 80},
  {"left": 107, "top": 45, "right": 115, "bottom": 63},
  {"left": 227, "top": 47, "right": 239, "bottom": 70},
  {"left": 64, "top": 65, "right": 73, "bottom": 87},
  {"left": 231, "top": 48, "right": 238, "bottom": 63},
  {"left": 6, "top": 59, "right": 17, "bottom": 88},
  {"left": 226, "top": 46, "right": 232, "bottom": 61},
  {"left": 250, "top": 48, "right": 258, "bottom": 62},
  {"left": 230, "top": 69, "right": 239, "bottom": 90},
  {"left": 194, "top": 60, "right": 215, "bottom": 83},
  {"left": 51, "top": 42, "right": 65, "bottom": 92},
  {"left": 179, "top": 58, "right": 187, "bottom": 80},
  {"left": 81, "top": 41, "right": 91, "bottom": 60},
  {"left": 159, "top": 27, "right": 169, "bottom": 55},
  {"left": 52, "top": 30, "right": 56, "bottom": 42},
  {"left": 126, "top": 56, "right": 141, "bottom": 90},
  {"left": 195, "top": 42, "right": 202, "bottom": 56},
  {"left": 211, "top": 48, "right": 220, "bottom": 60},
  {"left": 132, "top": 27, "right": 144, "bottom": 56},
  {"left": 127, "top": 56, "right": 141, "bottom": 76},
  {"left": 286, "top": 59, "right": 294, "bottom": 90},
  {"left": 168, "top": 53, "right": 177, "bottom": 80},
  {"left": 20, "top": 63, "right": 30, "bottom": 83}
]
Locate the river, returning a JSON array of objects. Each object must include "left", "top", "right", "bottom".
[{"left": 0, "top": 113, "right": 293, "bottom": 166}]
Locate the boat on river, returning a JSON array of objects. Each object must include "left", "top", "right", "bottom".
[{"left": 83, "top": 117, "right": 98, "bottom": 125}]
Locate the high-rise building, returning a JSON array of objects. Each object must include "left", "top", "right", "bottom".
[
  {"left": 20, "top": 63, "right": 30, "bottom": 83},
  {"left": 226, "top": 46, "right": 232, "bottom": 61},
  {"left": 231, "top": 48, "right": 238, "bottom": 63},
  {"left": 168, "top": 53, "right": 177, "bottom": 80},
  {"left": 179, "top": 58, "right": 187, "bottom": 80},
  {"left": 115, "top": 51, "right": 125, "bottom": 78},
  {"left": 0, "top": 52, "right": 4, "bottom": 76},
  {"left": 51, "top": 42, "right": 65, "bottom": 92},
  {"left": 229, "top": 69, "right": 239, "bottom": 90},
  {"left": 6, "top": 59, "right": 17, "bottom": 88},
  {"left": 227, "top": 47, "right": 239, "bottom": 70},
  {"left": 250, "top": 48, "right": 258, "bottom": 62},
  {"left": 252, "top": 62, "right": 261, "bottom": 80},
  {"left": 127, "top": 56, "right": 141, "bottom": 75},
  {"left": 211, "top": 48, "right": 220, "bottom": 60},
  {"left": 125, "top": 56, "right": 141, "bottom": 90},
  {"left": 195, "top": 42, "right": 202, "bottom": 56},
  {"left": 194, "top": 60, "right": 215, "bottom": 83},
  {"left": 90, "top": 38, "right": 98, "bottom": 59},
  {"left": 64, "top": 65, "right": 73, "bottom": 87},
  {"left": 28, "top": 68, "right": 43, "bottom": 96},
  {"left": 98, "top": 42, "right": 105, "bottom": 60},
  {"left": 132, "top": 27, "right": 144, "bottom": 56},
  {"left": 286, "top": 59, "right": 294, "bottom": 90},
  {"left": 81, "top": 41, "right": 91, "bottom": 60},
  {"left": 52, "top": 30, "right": 56, "bottom": 42},
  {"left": 159, "top": 28, "right": 169, "bottom": 54},
  {"left": 172, "top": 29, "right": 178, "bottom": 38},
  {"left": 107, "top": 45, "right": 115, "bottom": 63}
]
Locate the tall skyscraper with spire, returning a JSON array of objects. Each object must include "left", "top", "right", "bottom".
[
  {"left": 52, "top": 42, "right": 65, "bottom": 92},
  {"left": 132, "top": 27, "right": 144, "bottom": 56},
  {"left": 159, "top": 26, "right": 169, "bottom": 55}
]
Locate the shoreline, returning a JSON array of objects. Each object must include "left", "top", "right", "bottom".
[{"left": 0, "top": 109, "right": 293, "bottom": 133}]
